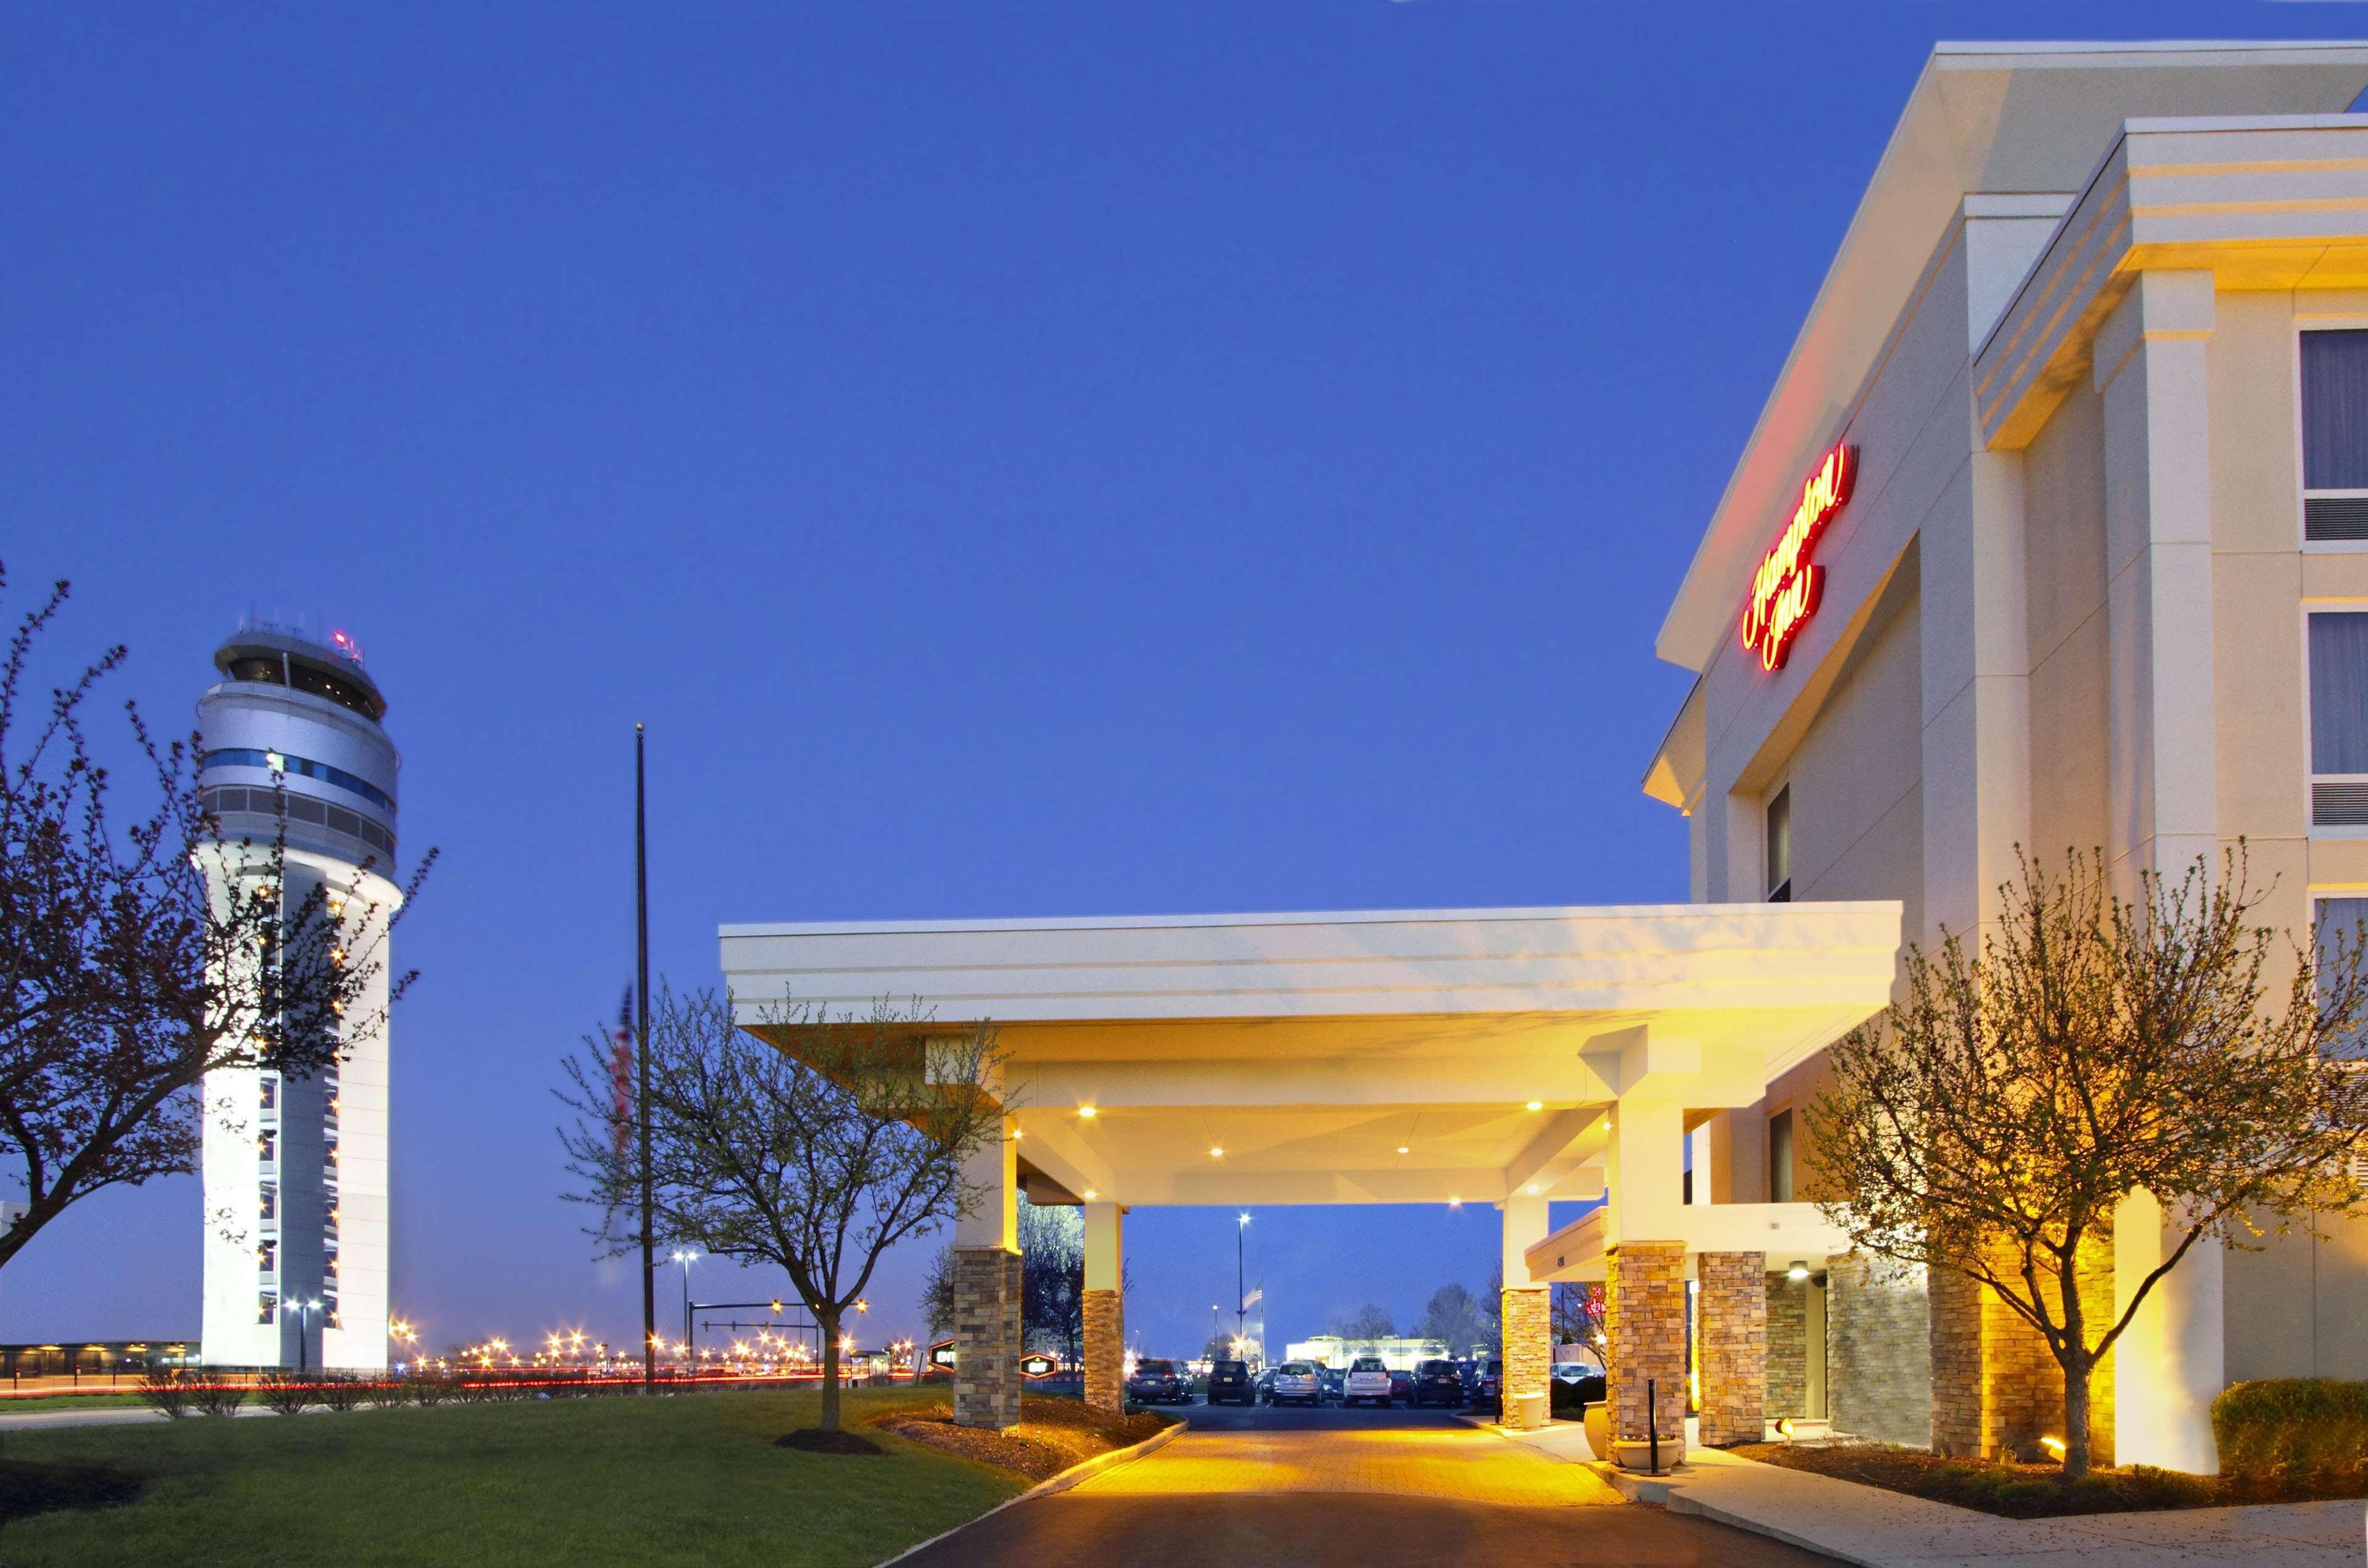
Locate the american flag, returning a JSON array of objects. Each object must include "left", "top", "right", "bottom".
[
  {"left": 1241, "top": 1286, "right": 1262, "bottom": 1311},
  {"left": 609, "top": 987, "right": 634, "bottom": 1170}
]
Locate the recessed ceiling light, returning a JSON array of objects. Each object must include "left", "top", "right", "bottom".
[
  {"left": 1397, "top": 1145, "right": 1409, "bottom": 1155},
  {"left": 1527, "top": 1185, "right": 1541, "bottom": 1195},
  {"left": 1525, "top": 1100, "right": 1543, "bottom": 1112},
  {"left": 1448, "top": 1197, "right": 1462, "bottom": 1208},
  {"left": 1012, "top": 1128, "right": 1025, "bottom": 1140},
  {"left": 1078, "top": 1106, "right": 1097, "bottom": 1119},
  {"left": 1084, "top": 1189, "right": 1098, "bottom": 1200},
  {"left": 1209, "top": 1147, "right": 1224, "bottom": 1158}
]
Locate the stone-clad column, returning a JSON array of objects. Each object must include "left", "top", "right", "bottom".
[
  {"left": 1606, "top": 1241, "right": 1688, "bottom": 1470},
  {"left": 1500, "top": 1192, "right": 1552, "bottom": 1429},
  {"left": 952, "top": 1113, "right": 1021, "bottom": 1430},
  {"left": 1697, "top": 1250, "right": 1766, "bottom": 1447},
  {"left": 1083, "top": 1201, "right": 1124, "bottom": 1414}
]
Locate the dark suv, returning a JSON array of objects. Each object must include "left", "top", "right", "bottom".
[
  {"left": 1410, "top": 1358, "right": 1464, "bottom": 1408},
  {"left": 1126, "top": 1358, "right": 1193, "bottom": 1405},
  {"left": 1205, "top": 1358, "right": 1253, "bottom": 1405}
]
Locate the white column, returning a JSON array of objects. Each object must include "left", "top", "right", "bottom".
[
  {"left": 2095, "top": 270, "right": 2223, "bottom": 1474},
  {"left": 954, "top": 1114, "right": 1018, "bottom": 1250},
  {"left": 1604, "top": 1097, "right": 1686, "bottom": 1247},
  {"left": 1502, "top": 1192, "right": 1550, "bottom": 1289},
  {"left": 2096, "top": 268, "right": 2219, "bottom": 881},
  {"left": 1084, "top": 1202, "right": 1122, "bottom": 1293}
]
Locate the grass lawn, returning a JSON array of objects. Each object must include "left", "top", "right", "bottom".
[
  {"left": 0, "top": 1385, "right": 1025, "bottom": 1566},
  {"left": 0, "top": 1393, "right": 147, "bottom": 1413}
]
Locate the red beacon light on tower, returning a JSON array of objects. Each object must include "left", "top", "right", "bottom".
[{"left": 329, "top": 628, "right": 364, "bottom": 664}]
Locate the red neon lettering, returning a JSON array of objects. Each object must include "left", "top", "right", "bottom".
[{"left": 1739, "top": 441, "right": 1855, "bottom": 672}]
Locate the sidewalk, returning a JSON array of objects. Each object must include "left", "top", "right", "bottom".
[{"left": 1483, "top": 1421, "right": 2366, "bottom": 1567}]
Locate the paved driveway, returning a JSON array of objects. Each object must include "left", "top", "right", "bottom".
[{"left": 899, "top": 1402, "right": 1836, "bottom": 1567}]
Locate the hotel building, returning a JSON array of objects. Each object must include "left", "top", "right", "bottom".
[
  {"left": 196, "top": 626, "right": 400, "bottom": 1372},
  {"left": 719, "top": 39, "right": 2368, "bottom": 1472},
  {"left": 1644, "top": 39, "right": 2368, "bottom": 1469}
]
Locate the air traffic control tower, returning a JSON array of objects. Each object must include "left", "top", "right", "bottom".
[{"left": 196, "top": 625, "right": 399, "bottom": 1371}]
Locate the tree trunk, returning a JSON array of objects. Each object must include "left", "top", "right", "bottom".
[
  {"left": 2061, "top": 1352, "right": 2093, "bottom": 1480},
  {"left": 819, "top": 1309, "right": 842, "bottom": 1434}
]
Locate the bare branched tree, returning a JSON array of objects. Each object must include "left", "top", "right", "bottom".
[
  {"left": 1810, "top": 848, "right": 2368, "bottom": 1479},
  {"left": 0, "top": 569, "right": 426, "bottom": 1272},
  {"left": 559, "top": 984, "right": 1006, "bottom": 1434}
]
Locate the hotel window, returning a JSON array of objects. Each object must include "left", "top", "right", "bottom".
[
  {"left": 258, "top": 1076, "right": 276, "bottom": 1112},
  {"left": 2309, "top": 613, "right": 2368, "bottom": 827},
  {"left": 258, "top": 1182, "right": 276, "bottom": 1221},
  {"left": 256, "top": 1130, "right": 276, "bottom": 1165},
  {"left": 257, "top": 1292, "right": 278, "bottom": 1326},
  {"left": 2304, "top": 331, "right": 2368, "bottom": 542},
  {"left": 257, "top": 1240, "right": 276, "bottom": 1274},
  {"left": 2316, "top": 897, "right": 2368, "bottom": 1059},
  {"left": 1765, "top": 786, "right": 1793, "bottom": 902},
  {"left": 1768, "top": 1108, "right": 1796, "bottom": 1202}
]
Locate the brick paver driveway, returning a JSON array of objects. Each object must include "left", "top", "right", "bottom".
[{"left": 897, "top": 1402, "right": 1838, "bottom": 1567}]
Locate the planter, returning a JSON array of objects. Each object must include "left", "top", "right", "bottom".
[{"left": 1582, "top": 1401, "right": 1609, "bottom": 1458}]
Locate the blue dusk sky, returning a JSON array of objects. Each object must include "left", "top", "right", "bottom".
[{"left": 2, "top": 4, "right": 2352, "bottom": 1360}]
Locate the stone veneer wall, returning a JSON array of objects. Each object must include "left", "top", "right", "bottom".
[
  {"left": 1083, "top": 1288, "right": 1124, "bottom": 1414},
  {"left": 952, "top": 1245, "right": 1023, "bottom": 1430},
  {"left": 1827, "top": 1254, "right": 1931, "bottom": 1446},
  {"left": 1929, "top": 1244, "right": 2114, "bottom": 1464},
  {"left": 1606, "top": 1242, "right": 1688, "bottom": 1442},
  {"left": 1697, "top": 1251, "right": 1767, "bottom": 1446},
  {"left": 1766, "top": 1273, "right": 1809, "bottom": 1419}
]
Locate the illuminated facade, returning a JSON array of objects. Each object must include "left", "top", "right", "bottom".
[
  {"left": 1644, "top": 41, "right": 2368, "bottom": 1470},
  {"left": 197, "top": 627, "right": 400, "bottom": 1372}
]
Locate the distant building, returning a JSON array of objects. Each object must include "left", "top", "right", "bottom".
[
  {"left": 1286, "top": 1335, "right": 1450, "bottom": 1371},
  {"left": 196, "top": 625, "right": 400, "bottom": 1371}
]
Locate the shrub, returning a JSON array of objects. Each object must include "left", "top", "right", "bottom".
[
  {"left": 408, "top": 1372, "right": 455, "bottom": 1407},
  {"left": 255, "top": 1371, "right": 313, "bottom": 1417},
  {"left": 188, "top": 1379, "right": 248, "bottom": 1418},
  {"left": 315, "top": 1375, "right": 368, "bottom": 1413},
  {"left": 135, "top": 1368, "right": 188, "bottom": 1420},
  {"left": 2213, "top": 1379, "right": 2368, "bottom": 1493}
]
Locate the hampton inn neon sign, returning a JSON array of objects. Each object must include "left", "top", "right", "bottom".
[{"left": 1739, "top": 440, "right": 1857, "bottom": 672}]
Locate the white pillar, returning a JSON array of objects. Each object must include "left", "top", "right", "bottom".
[
  {"left": 1604, "top": 1097, "right": 1686, "bottom": 1247},
  {"left": 2114, "top": 1189, "right": 2224, "bottom": 1473},
  {"left": 2094, "top": 271, "right": 2225, "bottom": 1472},
  {"left": 954, "top": 1114, "right": 1018, "bottom": 1250},
  {"left": 1083, "top": 1200, "right": 1124, "bottom": 1413},
  {"left": 2096, "top": 269, "right": 2219, "bottom": 883}
]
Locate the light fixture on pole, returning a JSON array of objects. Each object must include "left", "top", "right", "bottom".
[
  {"left": 1235, "top": 1213, "right": 1252, "bottom": 1347},
  {"left": 635, "top": 724, "right": 655, "bottom": 1394},
  {"left": 672, "top": 1249, "right": 700, "bottom": 1357},
  {"left": 281, "top": 1297, "right": 323, "bottom": 1376}
]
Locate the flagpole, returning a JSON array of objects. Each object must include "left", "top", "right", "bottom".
[{"left": 637, "top": 723, "right": 655, "bottom": 1393}]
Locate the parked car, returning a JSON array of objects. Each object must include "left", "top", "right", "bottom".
[
  {"left": 1126, "top": 1358, "right": 1193, "bottom": 1405},
  {"left": 1454, "top": 1358, "right": 1480, "bottom": 1401},
  {"left": 1318, "top": 1366, "right": 1345, "bottom": 1403},
  {"left": 1268, "top": 1360, "right": 1322, "bottom": 1406},
  {"left": 1410, "top": 1358, "right": 1464, "bottom": 1408},
  {"left": 1342, "top": 1356, "right": 1393, "bottom": 1407},
  {"left": 1206, "top": 1358, "right": 1253, "bottom": 1405},
  {"left": 1387, "top": 1368, "right": 1414, "bottom": 1405},
  {"left": 1253, "top": 1367, "right": 1276, "bottom": 1403},
  {"left": 1551, "top": 1360, "right": 1603, "bottom": 1389},
  {"left": 1474, "top": 1357, "right": 1503, "bottom": 1413}
]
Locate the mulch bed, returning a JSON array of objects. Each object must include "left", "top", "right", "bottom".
[
  {"left": 0, "top": 1459, "right": 145, "bottom": 1525},
  {"left": 1730, "top": 1440, "right": 2368, "bottom": 1518},
  {"left": 870, "top": 1397, "right": 1169, "bottom": 1483}
]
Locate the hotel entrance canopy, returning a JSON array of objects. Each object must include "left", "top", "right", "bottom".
[{"left": 717, "top": 901, "right": 1900, "bottom": 1212}]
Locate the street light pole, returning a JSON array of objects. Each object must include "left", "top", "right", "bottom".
[
  {"left": 1235, "top": 1213, "right": 1250, "bottom": 1345},
  {"left": 635, "top": 724, "right": 655, "bottom": 1393},
  {"left": 674, "top": 1250, "right": 699, "bottom": 1358}
]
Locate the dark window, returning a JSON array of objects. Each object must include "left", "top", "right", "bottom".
[
  {"left": 1769, "top": 1108, "right": 1796, "bottom": 1203},
  {"left": 226, "top": 655, "right": 286, "bottom": 686},
  {"left": 258, "top": 1078, "right": 276, "bottom": 1112},
  {"left": 197, "top": 749, "right": 395, "bottom": 814},
  {"left": 2316, "top": 897, "right": 2368, "bottom": 1060},
  {"left": 2309, "top": 614, "right": 2368, "bottom": 827},
  {"left": 257, "top": 1293, "right": 278, "bottom": 1326},
  {"left": 257, "top": 1240, "right": 276, "bottom": 1274},
  {"left": 2303, "top": 331, "right": 2368, "bottom": 490},
  {"left": 258, "top": 1183, "right": 276, "bottom": 1221},
  {"left": 286, "top": 659, "right": 382, "bottom": 720},
  {"left": 1766, "top": 786, "right": 1793, "bottom": 902},
  {"left": 257, "top": 1131, "right": 276, "bottom": 1163}
]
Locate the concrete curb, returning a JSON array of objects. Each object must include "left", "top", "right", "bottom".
[{"left": 871, "top": 1414, "right": 1186, "bottom": 1567}]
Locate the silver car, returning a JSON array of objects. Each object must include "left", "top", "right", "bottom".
[{"left": 1267, "top": 1360, "right": 1322, "bottom": 1406}]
